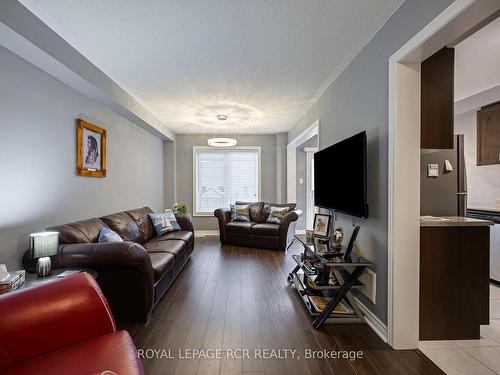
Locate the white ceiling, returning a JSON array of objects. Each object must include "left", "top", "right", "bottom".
[
  {"left": 455, "top": 16, "right": 500, "bottom": 102},
  {"left": 20, "top": 0, "right": 403, "bottom": 134}
]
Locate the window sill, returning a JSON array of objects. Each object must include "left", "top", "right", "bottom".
[{"left": 192, "top": 213, "right": 216, "bottom": 217}]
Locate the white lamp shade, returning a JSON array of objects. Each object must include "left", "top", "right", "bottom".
[{"left": 30, "top": 232, "right": 59, "bottom": 258}]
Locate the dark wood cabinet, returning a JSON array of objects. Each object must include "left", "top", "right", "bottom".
[
  {"left": 420, "top": 225, "right": 489, "bottom": 340},
  {"left": 477, "top": 102, "right": 500, "bottom": 165},
  {"left": 421, "top": 47, "right": 455, "bottom": 149}
]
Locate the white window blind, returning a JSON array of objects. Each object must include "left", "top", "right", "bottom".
[{"left": 194, "top": 148, "right": 260, "bottom": 214}]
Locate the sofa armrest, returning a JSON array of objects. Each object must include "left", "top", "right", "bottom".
[
  {"left": 279, "top": 209, "right": 303, "bottom": 251},
  {"left": 23, "top": 242, "right": 155, "bottom": 321},
  {"left": 0, "top": 273, "right": 115, "bottom": 371},
  {"left": 214, "top": 208, "right": 231, "bottom": 243},
  {"left": 175, "top": 212, "right": 194, "bottom": 232}
]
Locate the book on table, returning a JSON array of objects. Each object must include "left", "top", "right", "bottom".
[
  {"left": 308, "top": 295, "right": 354, "bottom": 314},
  {"left": 0, "top": 270, "right": 25, "bottom": 293}
]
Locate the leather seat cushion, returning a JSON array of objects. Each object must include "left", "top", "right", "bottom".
[
  {"left": 251, "top": 223, "right": 280, "bottom": 236},
  {"left": 225, "top": 221, "right": 255, "bottom": 234},
  {"left": 144, "top": 239, "right": 186, "bottom": 260},
  {"left": 1, "top": 331, "right": 143, "bottom": 375},
  {"left": 149, "top": 252, "right": 175, "bottom": 281},
  {"left": 48, "top": 218, "right": 108, "bottom": 244},
  {"left": 100, "top": 212, "right": 144, "bottom": 244},
  {"left": 125, "top": 207, "right": 155, "bottom": 242},
  {"left": 154, "top": 230, "right": 193, "bottom": 243}
]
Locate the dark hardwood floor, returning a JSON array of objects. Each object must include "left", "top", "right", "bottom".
[{"left": 120, "top": 237, "right": 444, "bottom": 375}]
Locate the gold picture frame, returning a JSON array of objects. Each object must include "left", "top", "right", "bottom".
[{"left": 76, "top": 119, "right": 106, "bottom": 177}]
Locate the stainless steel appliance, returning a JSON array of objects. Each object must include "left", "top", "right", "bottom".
[
  {"left": 421, "top": 134, "right": 467, "bottom": 216},
  {"left": 467, "top": 208, "right": 500, "bottom": 283}
]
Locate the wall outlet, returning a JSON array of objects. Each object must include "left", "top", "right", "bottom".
[{"left": 360, "top": 268, "right": 376, "bottom": 304}]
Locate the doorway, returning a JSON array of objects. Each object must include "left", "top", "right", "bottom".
[
  {"left": 388, "top": 0, "right": 500, "bottom": 349},
  {"left": 287, "top": 120, "right": 319, "bottom": 232}
]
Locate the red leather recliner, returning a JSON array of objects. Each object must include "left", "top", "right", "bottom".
[{"left": 0, "top": 273, "right": 144, "bottom": 375}]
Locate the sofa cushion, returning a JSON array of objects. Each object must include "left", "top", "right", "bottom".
[
  {"left": 262, "top": 203, "right": 296, "bottom": 222},
  {"left": 148, "top": 212, "right": 174, "bottom": 236},
  {"left": 251, "top": 223, "right": 280, "bottom": 236},
  {"left": 1, "top": 331, "right": 143, "bottom": 375},
  {"left": 149, "top": 252, "right": 175, "bottom": 281},
  {"left": 144, "top": 239, "right": 186, "bottom": 260},
  {"left": 100, "top": 212, "right": 144, "bottom": 244},
  {"left": 156, "top": 230, "right": 193, "bottom": 243},
  {"left": 225, "top": 221, "right": 255, "bottom": 234},
  {"left": 230, "top": 204, "right": 251, "bottom": 222},
  {"left": 126, "top": 207, "right": 155, "bottom": 242},
  {"left": 98, "top": 228, "right": 123, "bottom": 243},
  {"left": 235, "top": 201, "right": 264, "bottom": 222},
  {"left": 266, "top": 205, "right": 291, "bottom": 224},
  {"left": 48, "top": 218, "right": 108, "bottom": 244}
]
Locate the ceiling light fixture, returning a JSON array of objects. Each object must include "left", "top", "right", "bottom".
[
  {"left": 216, "top": 114, "right": 228, "bottom": 121},
  {"left": 207, "top": 138, "right": 237, "bottom": 147}
]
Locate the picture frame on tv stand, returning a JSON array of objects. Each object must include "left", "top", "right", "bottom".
[{"left": 313, "top": 213, "right": 332, "bottom": 238}]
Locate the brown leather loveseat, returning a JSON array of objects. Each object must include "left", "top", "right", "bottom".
[
  {"left": 24, "top": 207, "right": 194, "bottom": 322},
  {"left": 214, "top": 202, "right": 302, "bottom": 252}
]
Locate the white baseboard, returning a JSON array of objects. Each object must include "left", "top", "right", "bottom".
[
  {"left": 354, "top": 296, "right": 388, "bottom": 343},
  {"left": 195, "top": 230, "right": 219, "bottom": 238}
]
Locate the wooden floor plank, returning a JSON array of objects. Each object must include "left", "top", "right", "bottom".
[{"left": 120, "top": 237, "right": 444, "bottom": 375}]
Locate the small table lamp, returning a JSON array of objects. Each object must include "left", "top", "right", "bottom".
[{"left": 30, "top": 232, "right": 59, "bottom": 277}]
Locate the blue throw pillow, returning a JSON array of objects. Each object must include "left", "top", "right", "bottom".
[
  {"left": 164, "top": 209, "right": 181, "bottom": 231},
  {"left": 149, "top": 213, "right": 173, "bottom": 236},
  {"left": 98, "top": 228, "right": 124, "bottom": 243}
]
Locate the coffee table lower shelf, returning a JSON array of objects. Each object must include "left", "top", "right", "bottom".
[{"left": 289, "top": 272, "right": 365, "bottom": 324}]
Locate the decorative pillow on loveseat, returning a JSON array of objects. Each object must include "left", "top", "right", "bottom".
[
  {"left": 164, "top": 209, "right": 181, "bottom": 231},
  {"left": 230, "top": 204, "right": 251, "bottom": 222},
  {"left": 98, "top": 228, "right": 124, "bottom": 243},
  {"left": 266, "top": 205, "right": 290, "bottom": 224},
  {"left": 148, "top": 213, "right": 173, "bottom": 236}
]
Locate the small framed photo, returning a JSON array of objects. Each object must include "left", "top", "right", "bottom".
[
  {"left": 313, "top": 213, "right": 332, "bottom": 238},
  {"left": 76, "top": 119, "right": 106, "bottom": 177}
]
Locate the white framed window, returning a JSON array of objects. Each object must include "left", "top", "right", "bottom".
[{"left": 193, "top": 146, "right": 261, "bottom": 216}]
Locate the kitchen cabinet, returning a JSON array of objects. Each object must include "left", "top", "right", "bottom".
[{"left": 421, "top": 47, "right": 454, "bottom": 149}]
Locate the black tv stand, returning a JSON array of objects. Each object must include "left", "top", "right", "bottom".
[{"left": 288, "top": 233, "right": 372, "bottom": 329}]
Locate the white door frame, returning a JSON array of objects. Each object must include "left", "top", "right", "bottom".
[
  {"left": 287, "top": 119, "right": 319, "bottom": 204},
  {"left": 305, "top": 148, "right": 318, "bottom": 229},
  {"left": 388, "top": 0, "right": 500, "bottom": 349}
]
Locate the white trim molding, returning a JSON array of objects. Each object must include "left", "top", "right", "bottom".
[
  {"left": 195, "top": 230, "right": 219, "bottom": 238},
  {"left": 287, "top": 119, "right": 319, "bottom": 204},
  {"left": 354, "top": 297, "right": 388, "bottom": 343}
]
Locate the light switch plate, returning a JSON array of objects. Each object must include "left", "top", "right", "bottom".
[{"left": 428, "top": 163, "right": 439, "bottom": 177}]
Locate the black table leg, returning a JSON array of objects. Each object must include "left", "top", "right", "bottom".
[{"left": 313, "top": 266, "right": 367, "bottom": 329}]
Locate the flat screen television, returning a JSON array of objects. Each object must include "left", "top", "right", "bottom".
[{"left": 314, "top": 131, "right": 369, "bottom": 218}]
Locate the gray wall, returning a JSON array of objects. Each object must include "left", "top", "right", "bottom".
[
  {"left": 0, "top": 45, "right": 164, "bottom": 269},
  {"left": 456, "top": 113, "right": 500, "bottom": 208},
  {"left": 172, "top": 134, "right": 285, "bottom": 230},
  {"left": 296, "top": 135, "right": 318, "bottom": 230},
  {"left": 287, "top": 0, "right": 455, "bottom": 324}
]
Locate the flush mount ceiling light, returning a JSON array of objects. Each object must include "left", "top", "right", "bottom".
[
  {"left": 216, "top": 114, "right": 228, "bottom": 121},
  {"left": 207, "top": 138, "right": 237, "bottom": 147}
]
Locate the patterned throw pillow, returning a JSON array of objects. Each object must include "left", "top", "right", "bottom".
[
  {"left": 98, "top": 228, "right": 124, "bottom": 243},
  {"left": 148, "top": 213, "right": 173, "bottom": 236},
  {"left": 266, "top": 206, "right": 290, "bottom": 224},
  {"left": 164, "top": 209, "right": 181, "bottom": 231},
  {"left": 230, "top": 204, "right": 251, "bottom": 222}
]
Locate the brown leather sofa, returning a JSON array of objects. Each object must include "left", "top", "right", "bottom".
[
  {"left": 23, "top": 207, "right": 194, "bottom": 322},
  {"left": 214, "top": 202, "right": 302, "bottom": 251}
]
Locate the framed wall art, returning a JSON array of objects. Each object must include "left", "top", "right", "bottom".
[{"left": 76, "top": 119, "right": 106, "bottom": 177}]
